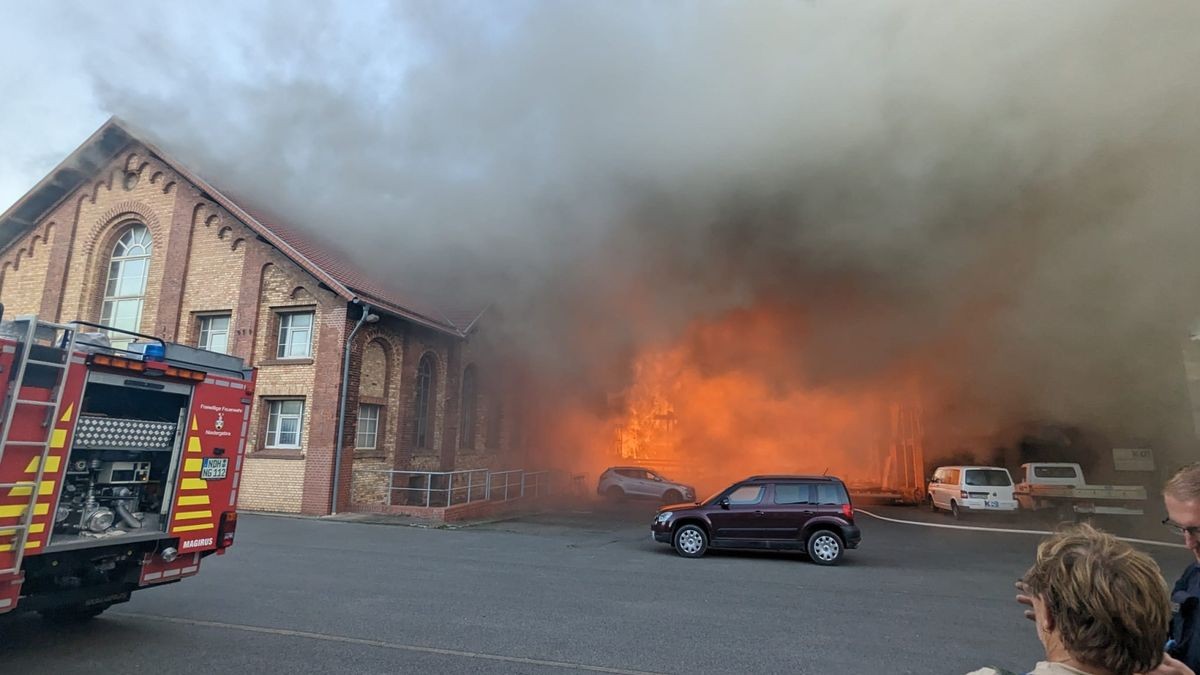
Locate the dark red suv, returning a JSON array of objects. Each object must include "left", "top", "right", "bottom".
[{"left": 650, "top": 475, "right": 861, "bottom": 565}]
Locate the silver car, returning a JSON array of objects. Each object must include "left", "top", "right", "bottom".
[{"left": 597, "top": 466, "right": 695, "bottom": 503}]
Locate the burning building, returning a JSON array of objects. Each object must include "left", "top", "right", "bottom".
[{"left": 6, "top": 2, "right": 1200, "bottom": 507}]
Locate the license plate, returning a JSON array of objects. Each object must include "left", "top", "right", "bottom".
[
  {"left": 201, "top": 457, "right": 229, "bottom": 480},
  {"left": 985, "top": 499, "right": 999, "bottom": 508}
]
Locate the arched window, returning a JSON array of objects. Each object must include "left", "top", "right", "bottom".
[
  {"left": 459, "top": 365, "right": 478, "bottom": 450},
  {"left": 486, "top": 398, "right": 503, "bottom": 449},
  {"left": 414, "top": 354, "right": 436, "bottom": 449},
  {"left": 101, "top": 225, "right": 152, "bottom": 346}
]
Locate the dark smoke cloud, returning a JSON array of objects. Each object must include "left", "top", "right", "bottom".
[{"left": 11, "top": 1, "right": 1200, "bottom": 459}]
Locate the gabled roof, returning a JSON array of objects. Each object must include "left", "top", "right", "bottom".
[{"left": 0, "top": 117, "right": 485, "bottom": 337}]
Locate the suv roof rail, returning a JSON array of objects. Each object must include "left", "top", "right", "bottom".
[{"left": 744, "top": 474, "right": 839, "bottom": 482}]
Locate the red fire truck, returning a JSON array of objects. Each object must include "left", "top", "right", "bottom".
[{"left": 0, "top": 310, "right": 255, "bottom": 620}]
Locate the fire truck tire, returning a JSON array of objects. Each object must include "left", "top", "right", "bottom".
[{"left": 39, "top": 604, "right": 109, "bottom": 623}]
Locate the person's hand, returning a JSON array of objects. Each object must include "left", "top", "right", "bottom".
[
  {"left": 1138, "top": 653, "right": 1195, "bottom": 675},
  {"left": 1015, "top": 580, "right": 1034, "bottom": 621}
]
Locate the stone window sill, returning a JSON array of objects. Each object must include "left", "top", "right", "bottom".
[
  {"left": 258, "top": 358, "right": 315, "bottom": 367},
  {"left": 250, "top": 449, "right": 305, "bottom": 460}
]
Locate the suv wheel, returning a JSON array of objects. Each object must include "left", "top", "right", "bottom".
[
  {"left": 662, "top": 489, "right": 682, "bottom": 504},
  {"left": 673, "top": 524, "right": 708, "bottom": 558},
  {"left": 807, "top": 530, "right": 843, "bottom": 566},
  {"left": 605, "top": 486, "right": 624, "bottom": 500}
]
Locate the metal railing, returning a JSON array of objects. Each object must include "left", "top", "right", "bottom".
[
  {"left": 355, "top": 467, "right": 558, "bottom": 508},
  {"left": 488, "top": 470, "right": 524, "bottom": 502},
  {"left": 358, "top": 469, "right": 489, "bottom": 508},
  {"left": 522, "top": 471, "right": 551, "bottom": 498}
]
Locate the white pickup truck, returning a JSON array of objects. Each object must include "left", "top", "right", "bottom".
[{"left": 1013, "top": 462, "right": 1147, "bottom": 518}]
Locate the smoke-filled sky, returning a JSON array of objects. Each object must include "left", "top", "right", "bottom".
[{"left": 5, "top": 1, "right": 1200, "bottom": 462}]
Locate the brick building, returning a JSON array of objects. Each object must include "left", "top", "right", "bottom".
[{"left": 0, "top": 118, "right": 526, "bottom": 515}]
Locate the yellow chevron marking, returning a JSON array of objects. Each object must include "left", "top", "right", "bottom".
[
  {"left": 174, "top": 510, "right": 213, "bottom": 521},
  {"left": 0, "top": 503, "right": 49, "bottom": 518},
  {"left": 0, "top": 523, "right": 44, "bottom": 536},
  {"left": 59, "top": 403, "right": 73, "bottom": 423},
  {"left": 172, "top": 523, "right": 214, "bottom": 533},
  {"left": 180, "top": 478, "right": 207, "bottom": 491},
  {"left": 188, "top": 437, "right": 202, "bottom": 454},
  {"left": 191, "top": 416, "right": 198, "bottom": 431},
  {"left": 0, "top": 540, "right": 40, "bottom": 552},
  {"left": 184, "top": 458, "right": 202, "bottom": 473},
  {"left": 8, "top": 481, "right": 55, "bottom": 497},
  {"left": 23, "top": 456, "right": 61, "bottom": 474},
  {"left": 50, "top": 429, "right": 66, "bottom": 449},
  {"left": 178, "top": 495, "right": 210, "bottom": 506}
]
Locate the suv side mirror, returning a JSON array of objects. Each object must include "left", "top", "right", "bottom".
[{"left": 718, "top": 497, "right": 730, "bottom": 510}]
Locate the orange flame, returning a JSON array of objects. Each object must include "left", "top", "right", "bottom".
[{"left": 552, "top": 305, "right": 928, "bottom": 498}]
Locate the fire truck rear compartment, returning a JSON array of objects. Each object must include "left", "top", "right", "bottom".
[{"left": 48, "top": 376, "right": 191, "bottom": 549}]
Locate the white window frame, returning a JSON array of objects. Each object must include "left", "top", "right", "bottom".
[
  {"left": 101, "top": 224, "right": 152, "bottom": 347},
  {"left": 356, "top": 404, "right": 380, "bottom": 450},
  {"left": 197, "top": 313, "right": 232, "bottom": 354},
  {"left": 265, "top": 399, "right": 305, "bottom": 449},
  {"left": 276, "top": 310, "right": 314, "bottom": 359}
]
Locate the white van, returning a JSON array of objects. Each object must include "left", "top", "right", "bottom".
[{"left": 927, "top": 466, "right": 1018, "bottom": 519}]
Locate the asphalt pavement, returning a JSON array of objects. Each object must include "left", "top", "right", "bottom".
[{"left": 0, "top": 502, "right": 1191, "bottom": 674}]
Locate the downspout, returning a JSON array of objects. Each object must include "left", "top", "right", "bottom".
[{"left": 332, "top": 300, "right": 377, "bottom": 515}]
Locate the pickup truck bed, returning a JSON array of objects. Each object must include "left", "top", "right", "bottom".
[{"left": 1017, "top": 484, "right": 1147, "bottom": 501}]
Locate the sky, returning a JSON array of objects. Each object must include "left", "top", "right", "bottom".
[{"left": 5, "top": 1, "right": 1200, "bottom": 464}]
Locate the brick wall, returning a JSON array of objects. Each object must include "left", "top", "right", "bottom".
[
  {"left": 174, "top": 200, "right": 250, "bottom": 343},
  {"left": 0, "top": 137, "right": 519, "bottom": 516},
  {"left": 0, "top": 220, "right": 54, "bottom": 316},
  {"left": 299, "top": 296, "right": 347, "bottom": 514},
  {"left": 337, "top": 320, "right": 405, "bottom": 510},
  {"left": 238, "top": 457, "right": 308, "bottom": 513},
  {"left": 0, "top": 142, "right": 344, "bottom": 515},
  {"left": 395, "top": 327, "right": 452, "bottom": 473},
  {"left": 242, "top": 254, "right": 345, "bottom": 514},
  {"left": 350, "top": 457, "right": 393, "bottom": 505},
  {"left": 58, "top": 152, "right": 180, "bottom": 330}
]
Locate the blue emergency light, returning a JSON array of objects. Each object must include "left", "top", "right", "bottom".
[{"left": 142, "top": 342, "right": 166, "bottom": 362}]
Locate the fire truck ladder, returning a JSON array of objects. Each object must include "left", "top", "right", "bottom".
[{"left": 0, "top": 317, "right": 78, "bottom": 574}]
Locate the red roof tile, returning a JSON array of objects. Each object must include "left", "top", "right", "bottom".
[{"left": 133, "top": 123, "right": 484, "bottom": 335}]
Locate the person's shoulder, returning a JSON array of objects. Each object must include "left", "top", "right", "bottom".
[{"left": 1177, "top": 562, "right": 1200, "bottom": 587}]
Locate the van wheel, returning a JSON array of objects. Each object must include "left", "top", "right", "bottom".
[
  {"left": 662, "top": 490, "right": 682, "bottom": 504},
  {"left": 40, "top": 604, "right": 108, "bottom": 624},
  {"left": 673, "top": 524, "right": 708, "bottom": 558},
  {"left": 807, "top": 529, "right": 844, "bottom": 566},
  {"left": 950, "top": 500, "right": 962, "bottom": 520},
  {"left": 927, "top": 494, "right": 937, "bottom": 512}
]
